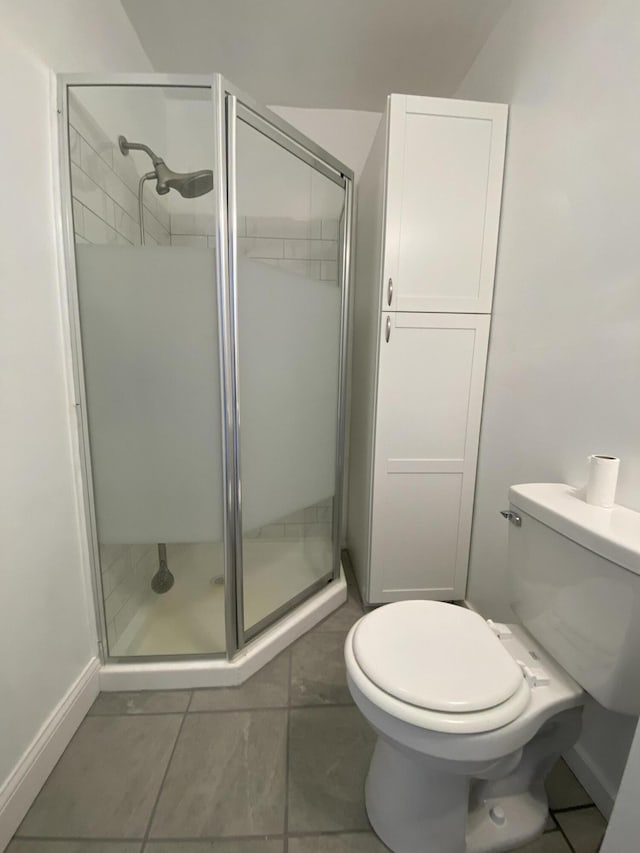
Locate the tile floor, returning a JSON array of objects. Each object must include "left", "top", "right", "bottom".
[{"left": 9, "top": 569, "right": 608, "bottom": 853}]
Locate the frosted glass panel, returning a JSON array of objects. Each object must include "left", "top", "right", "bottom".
[
  {"left": 238, "top": 257, "right": 340, "bottom": 528},
  {"left": 77, "top": 245, "right": 222, "bottom": 544},
  {"left": 236, "top": 117, "right": 345, "bottom": 635}
]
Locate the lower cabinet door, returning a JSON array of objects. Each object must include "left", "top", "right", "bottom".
[{"left": 369, "top": 312, "right": 489, "bottom": 602}]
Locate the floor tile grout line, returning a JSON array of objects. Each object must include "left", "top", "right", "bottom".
[
  {"left": 89, "top": 700, "right": 356, "bottom": 718},
  {"left": 551, "top": 802, "right": 598, "bottom": 815},
  {"left": 554, "top": 821, "right": 579, "bottom": 853},
  {"left": 185, "top": 688, "right": 195, "bottom": 713},
  {"left": 12, "top": 829, "right": 381, "bottom": 843},
  {"left": 139, "top": 709, "right": 189, "bottom": 853}
]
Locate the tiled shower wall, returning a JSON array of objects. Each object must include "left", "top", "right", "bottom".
[
  {"left": 99, "top": 544, "right": 159, "bottom": 653},
  {"left": 69, "top": 97, "right": 171, "bottom": 247},
  {"left": 170, "top": 214, "right": 339, "bottom": 286}
]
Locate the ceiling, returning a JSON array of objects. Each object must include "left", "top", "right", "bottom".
[{"left": 121, "top": 0, "right": 510, "bottom": 112}]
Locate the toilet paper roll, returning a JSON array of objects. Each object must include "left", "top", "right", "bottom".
[{"left": 585, "top": 454, "right": 620, "bottom": 508}]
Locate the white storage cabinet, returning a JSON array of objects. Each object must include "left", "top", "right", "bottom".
[{"left": 348, "top": 94, "right": 507, "bottom": 603}]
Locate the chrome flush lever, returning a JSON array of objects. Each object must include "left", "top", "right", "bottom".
[{"left": 500, "top": 510, "right": 522, "bottom": 527}]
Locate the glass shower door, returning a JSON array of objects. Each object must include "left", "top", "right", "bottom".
[
  {"left": 67, "top": 83, "right": 227, "bottom": 658},
  {"left": 230, "top": 102, "right": 347, "bottom": 640}
]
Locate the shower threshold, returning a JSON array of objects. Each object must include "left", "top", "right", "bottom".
[{"left": 98, "top": 565, "right": 347, "bottom": 692}]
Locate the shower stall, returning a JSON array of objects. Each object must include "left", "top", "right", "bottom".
[{"left": 58, "top": 74, "right": 352, "bottom": 688}]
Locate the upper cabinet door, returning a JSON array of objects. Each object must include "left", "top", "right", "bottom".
[{"left": 383, "top": 95, "right": 507, "bottom": 314}]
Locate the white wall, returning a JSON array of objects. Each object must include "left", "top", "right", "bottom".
[
  {"left": 601, "top": 718, "right": 640, "bottom": 852},
  {"left": 272, "top": 107, "right": 381, "bottom": 184},
  {"left": 456, "top": 0, "right": 640, "bottom": 813},
  {"left": 0, "top": 0, "right": 152, "bottom": 842}
]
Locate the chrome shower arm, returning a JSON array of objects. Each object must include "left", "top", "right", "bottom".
[{"left": 119, "top": 135, "right": 164, "bottom": 166}]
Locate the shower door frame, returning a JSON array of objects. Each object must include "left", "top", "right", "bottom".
[
  {"left": 224, "top": 82, "right": 354, "bottom": 647},
  {"left": 56, "top": 72, "right": 354, "bottom": 664}
]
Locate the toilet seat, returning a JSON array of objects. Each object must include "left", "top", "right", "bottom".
[
  {"left": 353, "top": 601, "right": 525, "bottom": 713},
  {"left": 347, "top": 602, "right": 532, "bottom": 734}
]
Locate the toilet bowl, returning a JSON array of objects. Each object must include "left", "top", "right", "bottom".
[
  {"left": 345, "top": 600, "right": 584, "bottom": 853},
  {"left": 345, "top": 483, "right": 640, "bottom": 852}
]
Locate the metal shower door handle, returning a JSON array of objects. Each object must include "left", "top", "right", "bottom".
[{"left": 385, "top": 315, "right": 391, "bottom": 342}]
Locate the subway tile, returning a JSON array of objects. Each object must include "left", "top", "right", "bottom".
[
  {"left": 258, "top": 524, "right": 286, "bottom": 539},
  {"left": 72, "top": 199, "right": 84, "bottom": 236},
  {"left": 262, "top": 258, "right": 322, "bottom": 279},
  {"left": 316, "top": 505, "right": 332, "bottom": 523},
  {"left": 171, "top": 234, "right": 208, "bottom": 248},
  {"left": 114, "top": 595, "right": 138, "bottom": 641},
  {"left": 100, "top": 544, "right": 128, "bottom": 569},
  {"left": 238, "top": 236, "right": 284, "bottom": 259},
  {"left": 72, "top": 165, "right": 115, "bottom": 228},
  {"left": 284, "top": 238, "right": 338, "bottom": 261},
  {"left": 100, "top": 568, "right": 114, "bottom": 599},
  {"left": 111, "top": 148, "right": 141, "bottom": 195},
  {"left": 143, "top": 209, "right": 170, "bottom": 245},
  {"left": 68, "top": 125, "right": 81, "bottom": 167},
  {"left": 80, "top": 138, "right": 112, "bottom": 195},
  {"left": 321, "top": 260, "right": 338, "bottom": 281},
  {"left": 106, "top": 170, "right": 140, "bottom": 223},
  {"left": 305, "top": 523, "right": 331, "bottom": 539},
  {"left": 145, "top": 191, "right": 171, "bottom": 232},
  {"left": 280, "top": 509, "right": 306, "bottom": 524},
  {"left": 171, "top": 212, "right": 215, "bottom": 236},
  {"left": 81, "top": 206, "right": 119, "bottom": 245},
  {"left": 104, "top": 581, "right": 129, "bottom": 625},
  {"left": 130, "top": 545, "right": 155, "bottom": 567},
  {"left": 321, "top": 218, "right": 339, "bottom": 240},
  {"left": 246, "top": 216, "right": 320, "bottom": 240},
  {"left": 112, "top": 205, "right": 137, "bottom": 245},
  {"left": 68, "top": 101, "right": 114, "bottom": 167}
]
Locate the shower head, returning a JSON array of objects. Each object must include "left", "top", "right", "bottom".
[
  {"left": 154, "top": 161, "right": 214, "bottom": 198},
  {"left": 118, "top": 135, "right": 213, "bottom": 199}
]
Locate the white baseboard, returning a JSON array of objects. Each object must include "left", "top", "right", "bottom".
[
  {"left": 565, "top": 743, "right": 616, "bottom": 819},
  {"left": 0, "top": 657, "right": 100, "bottom": 852}
]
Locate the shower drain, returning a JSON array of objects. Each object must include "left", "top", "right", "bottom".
[{"left": 210, "top": 575, "right": 225, "bottom": 586}]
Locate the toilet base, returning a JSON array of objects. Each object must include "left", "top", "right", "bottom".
[
  {"left": 366, "top": 737, "right": 470, "bottom": 853},
  {"left": 364, "top": 708, "right": 583, "bottom": 853}
]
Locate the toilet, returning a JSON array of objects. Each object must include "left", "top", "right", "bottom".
[{"left": 345, "top": 483, "right": 640, "bottom": 853}]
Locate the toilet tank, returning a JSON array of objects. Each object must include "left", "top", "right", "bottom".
[{"left": 507, "top": 483, "right": 640, "bottom": 715}]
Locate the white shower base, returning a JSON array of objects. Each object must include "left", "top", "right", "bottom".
[
  {"left": 110, "top": 536, "right": 334, "bottom": 657},
  {"left": 100, "top": 562, "right": 346, "bottom": 691}
]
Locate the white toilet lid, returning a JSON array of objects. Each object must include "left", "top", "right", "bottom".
[{"left": 352, "top": 601, "right": 524, "bottom": 713}]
